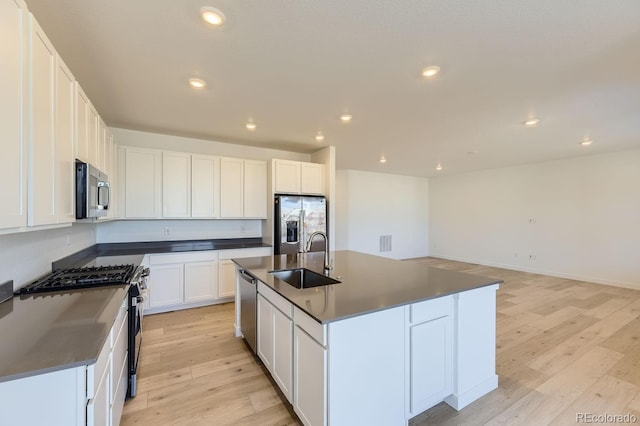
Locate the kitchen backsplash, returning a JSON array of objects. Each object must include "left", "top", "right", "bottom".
[
  {"left": 96, "top": 219, "right": 262, "bottom": 243},
  {"left": 0, "top": 223, "right": 97, "bottom": 289}
]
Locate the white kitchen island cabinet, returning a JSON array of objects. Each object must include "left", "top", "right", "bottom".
[{"left": 235, "top": 250, "right": 501, "bottom": 426}]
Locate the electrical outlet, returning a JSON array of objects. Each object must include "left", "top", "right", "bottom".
[
  {"left": 65, "top": 232, "right": 71, "bottom": 246},
  {"left": 163, "top": 227, "right": 170, "bottom": 236},
  {"left": 529, "top": 254, "right": 537, "bottom": 260}
]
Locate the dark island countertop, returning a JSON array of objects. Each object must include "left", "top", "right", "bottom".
[{"left": 233, "top": 250, "right": 502, "bottom": 324}]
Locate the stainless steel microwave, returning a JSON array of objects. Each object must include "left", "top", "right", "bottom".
[{"left": 76, "top": 160, "right": 110, "bottom": 219}]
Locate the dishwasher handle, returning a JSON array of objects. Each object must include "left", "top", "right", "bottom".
[{"left": 239, "top": 269, "right": 257, "bottom": 284}]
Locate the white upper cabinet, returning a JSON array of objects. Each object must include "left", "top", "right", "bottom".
[
  {"left": 122, "top": 147, "right": 162, "bottom": 218},
  {"left": 28, "top": 14, "right": 56, "bottom": 226},
  {"left": 244, "top": 160, "right": 267, "bottom": 218},
  {"left": 273, "top": 159, "right": 300, "bottom": 194},
  {"left": 75, "top": 83, "right": 89, "bottom": 163},
  {"left": 191, "top": 154, "right": 219, "bottom": 218},
  {"left": 54, "top": 56, "right": 76, "bottom": 224},
  {"left": 219, "top": 157, "right": 244, "bottom": 218},
  {"left": 300, "top": 162, "right": 325, "bottom": 195},
  {"left": 87, "top": 103, "right": 98, "bottom": 167},
  {"left": 0, "top": 0, "right": 28, "bottom": 230},
  {"left": 162, "top": 151, "right": 191, "bottom": 218},
  {"left": 97, "top": 118, "right": 106, "bottom": 171},
  {"left": 274, "top": 159, "right": 325, "bottom": 195}
]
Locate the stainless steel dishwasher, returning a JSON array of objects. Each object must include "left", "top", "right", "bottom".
[{"left": 238, "top": 268, "right": 257, "bottom": 353}]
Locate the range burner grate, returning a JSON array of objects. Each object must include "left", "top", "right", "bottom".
[{"left": 16, "top": 264, "right": 135, "bottom": 295}]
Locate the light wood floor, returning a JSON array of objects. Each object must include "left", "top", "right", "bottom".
[{"left": 121, "top": 258, "right": 640, "bottom": 426}]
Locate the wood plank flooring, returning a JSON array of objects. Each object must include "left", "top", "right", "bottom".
[{"left": 121, "top": 258, "right": 640, "bottom": 426}]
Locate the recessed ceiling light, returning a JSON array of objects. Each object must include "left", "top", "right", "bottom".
[
  {"left": 436, "top": 163, "right": 443, "bottom": 171},
  {"left": 200, "top": 6, "right": 225, "bottom": 26},
  {"left": 422, "top": 66, "right": 440, "bottom": 78},
  {"left": 580, "top": 138, "right": 593, "bottom": 146},
  {"left": 523, "top": 117, "right": 540, "bottom": 127},
  {"left": 340, "top": 113, "right": 353, "bottom": 123},
  {"left": 315, "top": 132, "right": 325, "bottom": 142},
  {"left": 188, "top": 78, "right": 206, "bottom": 89},
  {"left": 245, "top": 121, "right": 256, "bottom": 131},
  {"left": 379, "top": 155, "right": 387, "bottom": 164}
]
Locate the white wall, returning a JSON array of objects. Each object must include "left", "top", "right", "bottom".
[
  {"left": 96, "top": 219, "right": 261, "bottom": 243},
  {"left": 0, "top": 223, "right": 96, "bottom": 289},
  {"left": 429, "top": 149, "right": 640, "bottom": 288},
  {"left": 335, "top": 170, "right": 429, "bottom": 259}
]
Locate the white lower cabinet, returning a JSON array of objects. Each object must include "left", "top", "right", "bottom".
[
  {"left": 184, "top": 261, "right": 217, "bottom": 303},
  {"left": 147, "top": 251, "right": 219, "bottom": 313},
  {"left": 407, "top": 296, "right": 453, "bottom": 416},
  {"left": 257, "top": 285, "right": 293, "bottom": 403},
  {"left": 293, "top": 326, "right": 326, "bottom": 426}
]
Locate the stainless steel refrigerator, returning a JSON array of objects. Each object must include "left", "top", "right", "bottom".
[{"left": 274, "top": 195, "right": 327, "bottom": 254}]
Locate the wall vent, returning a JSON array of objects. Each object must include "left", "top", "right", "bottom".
[{"left": 379, "top": 235, "right": 392, "bottom": 252}]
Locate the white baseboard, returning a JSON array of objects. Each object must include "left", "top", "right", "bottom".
[{"left": 444, "top": 374, "right": 498, "bottom": 411}]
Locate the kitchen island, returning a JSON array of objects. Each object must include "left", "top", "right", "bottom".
[{"left": 233, "top": 250, "right": 502, "bottom": 426}]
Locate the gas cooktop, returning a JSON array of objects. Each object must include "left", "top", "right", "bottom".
[{"left": 15, "top": 265, "right": 135, "bottom": 295}]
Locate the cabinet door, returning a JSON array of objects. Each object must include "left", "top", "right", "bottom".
[
  {"left": 184, "top": 260, "right": 217, "bottom": 303},
  {"left": 409, "top": 316, "right": 453, "bottom": 414},
  {"left": 162, "top": 151, "right": 191, "bottom": 218},
  {"left": 300, "top": 163, "right": 325, "bottom": 195},
  {"left": 75, "top": 83, "right": 89, "bottom": 162},
  {"left": 55, "top": 56, "right": 75, "bottom": 224},
  {"left": 294, "top": 326, "right": 326, "bottom": 426},
  {"left": 97, "top": 119, "right": 106, "bottom": 172},
  {"left": 148, "top": 263, "right": 184, "bottom": 308},
  {"left": 87, "top": 104, "right": 99, "bottom": 167},
  {"left": 274, "top": 160, "right": 300, "bottom": 194},
  {"left": 218, "top": 259, "right": 237, "bottom": 298},
  {"left": 104, "top": 129, "right": 115, "bottom": 218},
  {"left": 219, "top": 157, "right": 244, "bottom": 218},
  {"left": 124, "top": 147, "right": 161, "bottom": 218},
  {"left": 273, "top": 307, "right": 293, "bottom": 403},
  {"left": 0, "top": 0, "right": 27, "bottom": 229},
  {"left": 257, "top": 294, "right": 274, "bottom": 371},
  {"left": 87, "top": 365, "right": 110, "bottom": 426},
  {"left": 244, "top": 160, "right": 267, "bottom": 218},
  {"left": 28, "top": 15, "right": 56, "bottom": 226},
  {"left": 192, "top": 154, "right": 219, "bottom": 218}
]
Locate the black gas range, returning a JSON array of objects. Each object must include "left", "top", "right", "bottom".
[
  {"left": 15, "top": 264, "right": 136, "bottom": 295},
  {"left": 15, "top": 260, "right": 149, "bottom": 399}
]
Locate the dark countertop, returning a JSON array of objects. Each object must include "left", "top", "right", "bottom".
[
  {"left": 233, "top": 250, "right": 502, "bottom": 324},
  {"left": 53, "top": 238, "right": 269, "bottom": 270},
  {"left": 0, "top": 250, "right": 151, "bottom": 383},
  {"left": 0, "top": 285, "right": 128, "bottom": 383}
]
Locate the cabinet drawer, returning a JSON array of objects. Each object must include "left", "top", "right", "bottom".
[
  {"left": 258, "top": 281, "right": 293, "bottom": 318},
  {"left": 112, "top": 349, "right": 129, "bottom": 426},
  {"left": 111, "top": 297, "right": 128, "bottom": 349},
  {"left": 218, "top": 247, "right": 271, "bottom": 260},
  {"left": 410, "top": 295, "right": 453, "bottom": 325},
  {"left": 87, "top": 333, "right": 110, "bottom": 400},
  {"left": 150, "top": 250, "right": 218, "bottom": 265},
  {"left": 111, "top": 312, "right": 128, "bottom": 401},
  {"left": 293, "top": 306, "right": 326, "bottom": 347}
]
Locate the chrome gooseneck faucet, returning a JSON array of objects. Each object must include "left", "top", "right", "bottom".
[{"left": 305, "top": 231, "right": 332, "bottom": 273}]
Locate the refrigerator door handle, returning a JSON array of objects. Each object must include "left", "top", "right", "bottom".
[{"left": 299, "top": 208, "right": 305, "bottom": 253}]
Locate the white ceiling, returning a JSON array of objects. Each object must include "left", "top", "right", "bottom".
[{"left": 25, "top": 0, "right": 640, "bottom": 177}]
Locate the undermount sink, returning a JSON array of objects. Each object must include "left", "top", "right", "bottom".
[{"left": 270, "top": 268, "right": 341, "bottom": 289}]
